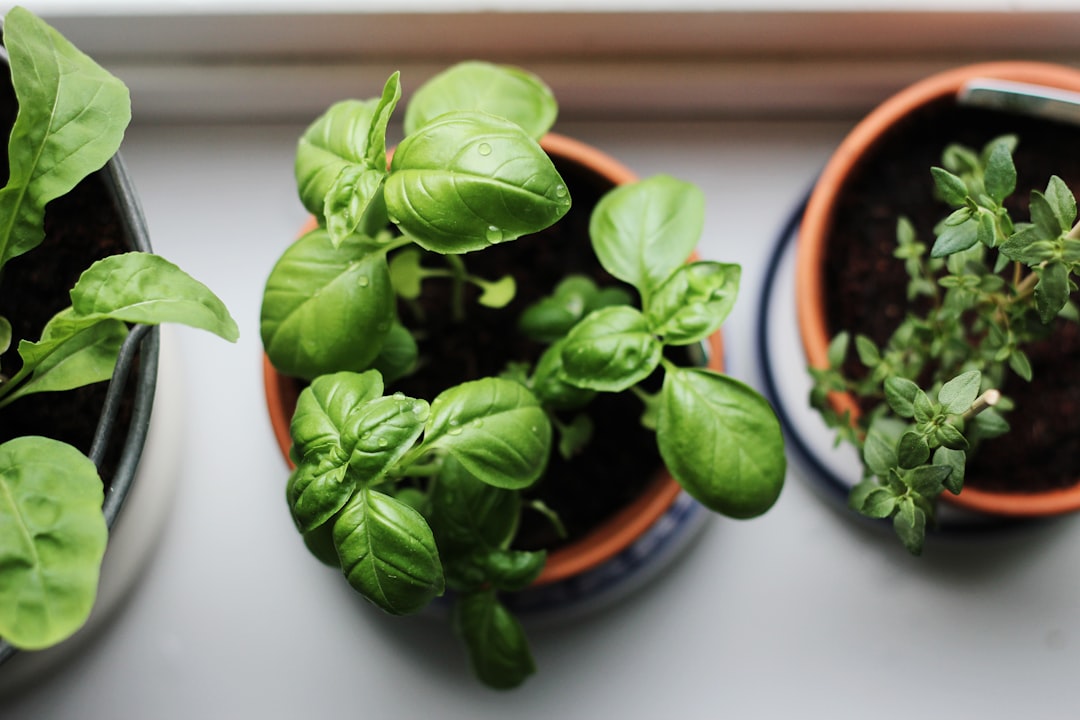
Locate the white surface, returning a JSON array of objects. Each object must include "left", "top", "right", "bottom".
[{"left": 2, "top": 117, "right": 1080, "bottom": 718}]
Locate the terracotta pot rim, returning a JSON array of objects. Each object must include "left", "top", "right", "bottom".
[
  {"left": 796, "top": 61, "right": 1080, "bottom": 516},
  {"left": 263, "top": 131, "right": 722, "bottom": 588}
]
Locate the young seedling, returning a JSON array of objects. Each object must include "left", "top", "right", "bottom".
[
  {"left": 811, "top": 134, "right": 1080, "bottom": 554},
  {"left": 0, "top": 7, "right": 238, "bottom": 653}
]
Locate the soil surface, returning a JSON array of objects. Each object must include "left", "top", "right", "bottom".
[{"left": 822, "top": 98, "right": 1080, "bottom": 493}]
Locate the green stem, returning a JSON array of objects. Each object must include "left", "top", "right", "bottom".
[{"left": 445, "top": 254, "right": 468, "bottom": 322}]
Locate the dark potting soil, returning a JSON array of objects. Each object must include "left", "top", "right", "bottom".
[
  {"left": 0, "top": 66, "right": 137, "bottom": 489},
  {"left": 388, "top": 155, "right": 675, "bottom": 551},
  {"left": 823, "top": 98, "right": 1080, "bottom": 493}
]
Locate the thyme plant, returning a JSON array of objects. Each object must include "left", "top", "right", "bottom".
[{"left": 811, "top": 135, "right": 1080, "bottom": 554}]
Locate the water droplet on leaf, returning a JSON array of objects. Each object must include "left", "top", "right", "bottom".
[
  {"left": 486, "top": 225, "right": 504, "bottom": 244},
  {"left": 478, "top": 142, "right": 492, "bottom": 156}
]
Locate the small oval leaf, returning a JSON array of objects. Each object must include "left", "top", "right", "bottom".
[
  {"left": 559, "top": 306, "right": 662, "bottom": 392},
  {"left": 646, "top": 261, "right": 740, "bottom": 345}
]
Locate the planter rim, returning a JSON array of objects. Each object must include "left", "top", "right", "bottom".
[
  {"left": 263, "top": 130, "right": 723, "bottom": 589},
  {"left": 796, "top": 60, "right": 1080, "bottom": 516}
]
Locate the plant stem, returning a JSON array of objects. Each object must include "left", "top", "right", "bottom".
[
  {"left": 962, "top": 389, "right": 1002, "bottom": 421},
  {"left": 445, "top": 254, "right": 467, "bottom": 322}
]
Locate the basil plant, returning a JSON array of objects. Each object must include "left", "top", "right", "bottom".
[
  {"left": 261, "top": 61, "right": 785, "bottom": 689},
  {"left": 0, "top": 8, "right": 239, "bottom": 654}
]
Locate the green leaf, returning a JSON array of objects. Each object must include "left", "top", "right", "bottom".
[
  {"left": 1036, "top": 261, "right": 1069, "bottom": 324},
  {"left": 589, "top": 175, "right": 704, "bottom": 298},
  {"left": 646, "top": 261, "right": 740, "bottom": 345},
  {"left": 1030, "top": 191, "right": 1064, "bottom": 238},
  {"left": 518, "top": 275, "right": 630, "bottom": 343},
  {"left": 657, "top": 368, "right": 785, "bottom": 519},
  {"left": 4, "top": 318, "right": 127, "bottom": 406},
  {"left": 557, "top": 413, "right": 594, "bottom": 459},
  {"left": 856, "top": 487, "right": 898, "bottom": 519},
  {"left": 934, "top": 422, "right": 969, "bottom": 451},
  {"left": 529, "top": 339, "right": 596, "bottom": 411},
  {"left": 478, "top": 548, "right": 546, "bottom": 592},
  {"left": 347, "top": 393, "right": 429, "bottom": 485},
  {"left": 853, "top": 335, "right": 881, "bottom": 367},
  {"left": 898, "top": 431, "right": 930, "bottom": 468},
  {"left": 931, "top": 217, "right": 980, "bottom": 257},
  {"left": 1009, "top": 349, "right": 1033, "bottom": 382},
  {"left": 938, "top": 370, "right": 981, "bottom": 414},
  {"left": 324, "top": 166, "right": 386, "bottom": 248},
  {"left": 893, "top": 498, "right": 927, "bottom": 555},
  {"left": 1044, "top": 175, "right": 1077, "bottom": 229},
  {"left": 0, "top": 437, "right": 107, "bottom": 650},
  {"left": 476, "top": 274, "right": 517, "bottom": 308},
  {"left": 1001, "top": 226, "right": 1055, "bottom": 265},
  {"left": 930, "top": 167, "right": 969, "bottom": 206},
  {"left": 453, "top": 590, "right": 535, "bottom": 690},
  {"left": 983, "top": 140, "right": 1016, "bottom": 205},
  {"left": 403, "top": 61, "right": 557, "bottom": 141},
  {"left": 294, "top": 83, "right": 398, "bottom": 230},
  {"left": 428, "top": 456, "right": 521, "bottom": 551},
  {"left": 559, "top": 306, "right": 663, "bottom": 392},
  {"left": 290, "top": 370, "right": 385, "bottom": 461},
  {"left": 286, "top": 458, "right": 351, "bottom": 534},
  {"left": 863, "top": 418, "right": 901, "bottom": 477},
  {"left": 934, "top": 446, "right": 966, "bottom": 495},
  {"left": 826, "top": 331, "right": 850, "bottom": 369},
  {"left": 883, "top": 376, "right": 920, "bottom": 418},
  {"left": 0, "top": 8, "right": 130, "bottom": 271},
  {"left": 388, "top": 247, "right": 424, "bottom": 300},
  {"left": 905, "top": 464, "right": 952, "bottom": 497},
  {"left": 424, "top": 378, "right": 552, "bottom": 490},
  {"left": 70, "top": 252, "right": 239, "bottom": 342},
  {"left": 385, "top": 111, "right": 570, "bottom": 254},
  {"left": 333, "top": 488, "right": 444, "bottom": 615},
  {"left": 370, "top": 322, "right": 418, "bottom": 383},
  {"left": 261, "top": 228, "right": 395, "bottom": 380},
  {"left": 0, "top": 316, "right": 11, "bottom": 355}
]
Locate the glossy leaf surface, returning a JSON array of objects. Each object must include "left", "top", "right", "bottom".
[
  {"left": 453, "top": 590, "right": 536, "bottom": 690},
  {"left": 403, "top": 61, "right": 557, "bottom": 140},
  {"left": 333, "top": 488, "right": 444, "bottom": 615},
  {"left": 425, "top": 378, "right": 551, "bottom": 489},
  {"left": 646, "top": 261, "right": 740, "bottom": 345},
  {"left": 261, "top": 228, "right": 394, "bottom": 380},
  {"left": 657, "top": 368, "right": 785, "bottom": 519},
  {"left": 559, "top": 306, "right": 662, "bottom": 392},
  {"left": 589, "top": 175, "right": 704, "bottom": 297},
  {"left": 385, "top": 112, "right": 570, "bottom": 254}
]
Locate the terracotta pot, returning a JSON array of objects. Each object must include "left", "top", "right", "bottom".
[
  {"left": 797, "top": 61, "right": 1080, "bottom": 517},
  {"left": 264, "top": 132, "right": 722, "bottom": 607}
]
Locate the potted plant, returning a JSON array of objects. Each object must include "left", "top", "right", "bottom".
[
  {"left": 260, "top": 60, "right": 786, "bottom": 688},
  {"left": 0, "top": 6, "right": 238, "bottom": 667},
  {"left": 798, "top": 61, "right": 1080, "bottom": 554}
]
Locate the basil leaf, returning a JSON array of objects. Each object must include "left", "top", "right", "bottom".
[
  {"left": 0, "top": 437, "right": 107, "bottom": 650},
  {"left": 324, "top": 166, "right": 386, "bottom": 248},
  {"left": 559, "top": 306, "right": 662, "bottom": 392},
  {"left": 453, "top": 590, "right": 536, "bottom": 690},
  {"left": 370, "top": 321, "right": 418, "bottom": 383},
  {"left": 403, "top": 61, "right": 557, "bottom": 141},
  {"left": 261, "top": 228, "right": 394, "bottom": 380},
  {"left": 385, "top": 111, "right": 570, "bottom": 254},
  {"left": 424, "top": 378, "right": 551, "bottom": 490},
  {"left": 589, "top": 174, "right": 704, "bottom": 298},
  {"left": 286, "top": 458, "right": 351, "bottom": 534},
  {"left": 70, "top": 252, "right": 239, "bottom": 342},
  {"left": 346, "top": 393, "right": 429, "bottom": 485},
  {"left": 530, "top": 339, "right": 596, "bottom": 411},
  {"left": 0, "top": 7, "right": 130, "bottom": 270},
  {"left": 657, "top": 368, "right": 785, "bottom": 519},
  {"left": 333, "top": 488, "right": 444, "bottom": 615},
  {"left": 290, "top": 370, "right": 385, "bottom": 461},
  {"left": 428, "top": 455, "right": 521, "bottom": 551},
  {"left": 646, "top": 261, "right": 740, "bottom": 345}
]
